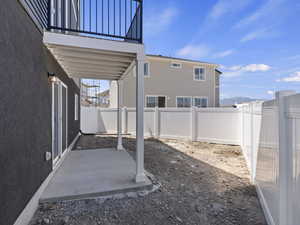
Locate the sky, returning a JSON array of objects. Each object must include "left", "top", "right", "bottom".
[{"left": 100, "top": 0, "right": 300, "bottom": 100}]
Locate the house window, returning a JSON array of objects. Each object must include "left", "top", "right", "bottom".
[
  {"left": 170, "top": 62, "right": 182, "bottom": 69},
  {"left": 194, "top": 67, "right": 205, "bottom": 81},
  {"left": 176, "top": 97, "right": 192, "bottom": 108},
  {"left": 144, "top": 62, "right": 150, "bottom": 77},
  {"left": 75, "top": 94, "right": 79, "bottom": 120},
  {"left": 146, "top": 96, "right": 166, "bottom": 108},
  {"left": 193, "top": 97, "right": 208, "bottom": 108}
]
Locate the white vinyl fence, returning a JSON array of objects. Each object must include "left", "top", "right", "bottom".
[
  {"left": 81, "top": 91, "right": 300, "bottom": 225},
  {"left": 81, "top": 107, "right": 241, "bottom": 145},
  {"left": 239, "top": 91, "right": 300, "bottom": 225}
]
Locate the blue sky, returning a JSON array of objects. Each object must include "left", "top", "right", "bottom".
[
  {"left": 143, "top": 0, "right": 300, "bottom": 99},
  {"left": 100, "top": 0, "right": 300, "bottom": 99}
]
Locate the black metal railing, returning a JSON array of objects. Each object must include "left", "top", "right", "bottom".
[
  {"left": 22, "top": 0, "right": 49, "bottom": 29},
  {"left": 21, "top": 0, "right": 143, "bottom": 43},
  {"left": 47, "top": 0, "right": 143, "bottom": 43}
]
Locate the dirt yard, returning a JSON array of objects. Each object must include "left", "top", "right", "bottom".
[{"left": 30, "top": 135, "right": 267, "bottom": 225}]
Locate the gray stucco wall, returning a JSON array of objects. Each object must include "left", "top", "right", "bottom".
[
  {"left": 0, "top": 1, "right": 80, "bottom": 224},
  {"left": 110, "top": 56, "right": 219, "bottom": 108}
]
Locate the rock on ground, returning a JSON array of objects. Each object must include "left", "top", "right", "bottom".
[{"left": 30, "top": 135, "right": 267, "bottom": 225}]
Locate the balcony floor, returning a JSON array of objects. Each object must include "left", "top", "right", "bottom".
[
  {"left": 40, "top": 148, "right": 152, "bottom": 203},
  {"left": 43, "top": 31, "right": 145, "bottom": 80}
]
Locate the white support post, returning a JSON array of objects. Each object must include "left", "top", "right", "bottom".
[
  {"left": 191, "top": 106, "right": 197, "bottom": 142},
  {"left": 123, "top": 107, "right": 128, "bottom": 134},
  {"left": 117, "top": 80, "right": 124, "bottom": 151},
  {"left": 154, "top": 107, "right": 159, "bottom": 138},
  {"left": 277, "top": 90, "right": 295, "bottom": 225},
  {"left": 135, "top": 57, "right": 146, "bottom": 183}
]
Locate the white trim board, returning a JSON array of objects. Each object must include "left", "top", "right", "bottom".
[
  {"left": 52, "top": 80, "right": 69, "bottom": 169},
  {"left": 13, "top": 133, "right": 81, "bottom": 225},
  {"left": 147, "top": 55, "right": 219, "bottom": 68},
  {"left": 43, "top": 31, "right": 145, "bottom": 56}
]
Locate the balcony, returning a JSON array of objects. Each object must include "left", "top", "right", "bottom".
[
  {"left": 22, "top": 0, "right": 147, "bottom": 185},
  {"left": 24, "top": 0, "right": 143, "bottom": 43},
  {"left": 20, "top": 0, "right": 145, "bottom": 81}
]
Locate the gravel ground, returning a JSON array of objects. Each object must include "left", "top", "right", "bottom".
[{"left": 30, "top": 135, "right": 267, "bottom": 225}]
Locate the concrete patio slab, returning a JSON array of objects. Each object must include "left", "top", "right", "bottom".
[{"left": 40, "top": 148, "right": 152, "bottom": 203}]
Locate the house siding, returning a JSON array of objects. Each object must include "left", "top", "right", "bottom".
[
  {"left": 0, "top": 1, "right": 80, "bottom": 225},
  {"left": 215, "top": 71, "right": 221, "bottom": 107},
  {"left": 110, "top": 57, "right": 218, "bottom": 108}
]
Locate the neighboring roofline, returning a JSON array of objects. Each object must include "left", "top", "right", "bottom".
[
  {"left": 81, "top": 83, "right": 100, "bottom": 88},
  {"left": 215, "top": 69, "right": 222, "bottom": 74},
  {"left": 146, "top": 54, "right": 219, "bottom": 67},
  {"left": 97, "top": 89, "right": 110, "bottom": 96}
]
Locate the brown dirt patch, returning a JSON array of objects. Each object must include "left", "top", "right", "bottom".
[{"left": 30, "top": 135, "right": 266, "bottom": 225}]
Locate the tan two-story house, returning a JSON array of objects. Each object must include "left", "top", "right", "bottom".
[{"left": 110, "top": 55, "right": 221, "bottom": 108}]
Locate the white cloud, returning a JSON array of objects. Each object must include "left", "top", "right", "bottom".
[
  {"left": 240, "top": 29, "right": 267, "bottom": 42},
  {"left": 267, "top": 90, "right": 275, "bottom": 95},
  {"left": 191, "top": 0, "right": 251, "bottom": 42},
  {"left": 277, "top": 72, "right": 300, "bottom": 82},
  {"left": 176, "top": 45, "right": 235, "bottom": 60},
  {"left": 234, "top": 0, "right": 285, "bottom": 29},
  {"left": 213, "top": 49, "right": 235, "bottom": 58},
  {"left": 240, "top": 28, "right": 278, "bottom": 42},
  {"left": 243, "top": 64, "right": 271, "bottom": 72},
  {"left": 219, "top": 65, "right": 227, "bottom": 70},
  {"left": 222, "top": 71, "right": 243, "bottom": 78},
  {"left": 144, "top": 7, "right": 178, "bottom": 36},
  {"left": 229, "top": 65, "right": 243, "bottom": 71},
  {"left": 223, "top": 64, "right": 271, "bottom": 78},
  {"left": 208, "top": 0, "right": 251, "bottom": 21},
  {"left": 176, "top": 44, "right": 211, "bottom": 59},
  {"left": 285, "top": 55, "right": 300, "bottom": 61}
]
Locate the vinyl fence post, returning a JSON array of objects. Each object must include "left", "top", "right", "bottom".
[
  {"left": 277, "top": 90, "right": 295, "bottom": 225},
  {"left": 240, "top": 105, "right": 244, "bottom": 148},
  {"left": 154, "top": 107, "right": 159, "bottom": 138},
  {"left": 250, "top": 102, "right": 254, "bottom": 183},
  {"left": 191, "top": 107, "right": 197, "bottom": 142}
]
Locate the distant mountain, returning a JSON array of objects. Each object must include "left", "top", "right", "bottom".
[{"left": 220, "top": 97, "right": 263, "bottom": 106}]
